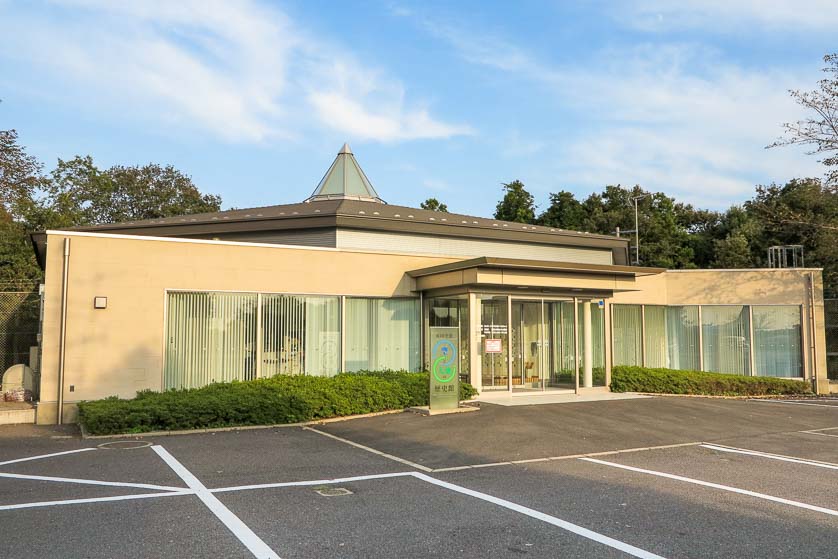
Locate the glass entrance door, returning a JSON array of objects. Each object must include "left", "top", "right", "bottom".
[
  {"left": 511, "top": 301, "right": 545, "bottom": 390},
  {"left": 479, "top": 295, "right": 509, "bottom": 390}
]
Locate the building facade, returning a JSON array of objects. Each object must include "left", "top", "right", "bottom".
[{"left": 32, "top": 146, "right": 829, "bottom": 424}]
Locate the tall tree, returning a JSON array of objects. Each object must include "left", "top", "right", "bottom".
[
  {"left": 537, "top": 191, "right": 586, "bottom": 230},
  {"left": 746, "top": 178, "right": 838, "bottom": 291},
  {"left": 494, "top": 180, "right": 536, "bottom": 223},
  {"left": 0, "top": 130, "right": 45, "bottom": 282},
  {"left": 41, "top": 156, "right": 222, "bottom": 228},
  {"left": 770, "top": 53, "right": 838, "bottom": 186},
  {"left": 420, "top": 198, "right": 448, "bottom": 212},
  {"left": 1, "top": 129, "right": 45, "bottom": 223}
]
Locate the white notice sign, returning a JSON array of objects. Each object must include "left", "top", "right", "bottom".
[{"left": 485, "top": 339, "right": 502, "bottom": 353}]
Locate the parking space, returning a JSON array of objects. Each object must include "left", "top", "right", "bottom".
[{"left": 0, "top": 396, "right": 836, "bottom": 558}]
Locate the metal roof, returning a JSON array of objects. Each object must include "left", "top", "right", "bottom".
[{"left": 407, "top": 257, "right": 665, "bottom": 278}]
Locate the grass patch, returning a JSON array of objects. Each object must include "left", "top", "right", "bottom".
[
  {"left": 610, "top": 365, "right": 813, "bottom": 396},
  {"left": 79, "top": 371, "right": 477, "bottom": 436}
]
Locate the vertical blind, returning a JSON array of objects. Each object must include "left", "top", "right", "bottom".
[
  {"left": 165, "top": 291, "right": 419, "bottom": 389},
  {"left": 701, "top": 306, "right": 751, "bottom": 375},
  {"left": 613, "top": 303, "right": 802, "bottom": 377},
  {"left": 345, "top": 298, "right": 420, "bottom": 372},
  {"left": 644, "top": 306, "right": 667, "bottom": 368},
  {"left": 260, "top": 295, "right": 340, "bottom": 377},
  {"left": 752, "top": 306, "right": 802, "bottom": 377},
  {"left": 612, "top": 305, "right": 643, "bottom": 366},
  {"left": 666, "top": 306, "right": 700, "bottom": 371},
  {"left": 164, "top": 292, "right": 257, "bottom": 389}
]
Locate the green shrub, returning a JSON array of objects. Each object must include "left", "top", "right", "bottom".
[
  {"left": 610, "top": 366, "right": 813, "bottom": 396},
  {"left": 79, "top": 371, "right": 477, "bottom": 435},
  {"left": 552, "top": 367, "right": 606, "bottom": 386},
  {"left": 344, "top": 370, "right": 478, "bottom": 404}
]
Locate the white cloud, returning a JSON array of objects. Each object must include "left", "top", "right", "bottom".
[
  {"left": 619, "top": 1, "right": 838, "bottom": 32},
  {"left": 0, "top": 0, "right": 469, "bottom": 143},
  {"left": 400, "top": 13, "right": 824, "bottom": 207}
]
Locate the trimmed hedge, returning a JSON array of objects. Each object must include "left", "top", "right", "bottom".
[
  {"left": 79, "top": 371, "right": 477, "bottom": 435},
  {"left": 610, "top": 365, "right": 813, "bottom": 396}
]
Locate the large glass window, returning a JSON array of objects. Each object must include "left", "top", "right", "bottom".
[
  {"left": 345, "top": 298, "right": 420, "bottom": 372},
  {"left": 752, "top": 306, "right": 802, "bottom": 377},
  {"left": 260, "top": 295, "right": 340, "bottom": 377},
  {"left": 613, "top": 304, "right": 642, "bottom": 366},
  {"left": 701, "top": 306, "right": 751, "bottom": 375},
  {"left": 666, "top": 306, "right": 700, "bottom": 371},
  {"left": 164, "top": 292, "right": 257, "bottom": 389},
  {"left": 644, "top": 306, "right": 667, "bottom": 368}
]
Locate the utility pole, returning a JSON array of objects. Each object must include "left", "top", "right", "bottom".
[{"left": 630, "top": 194, "right": 648, "bottom": 265}]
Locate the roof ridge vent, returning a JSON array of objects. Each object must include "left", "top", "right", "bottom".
[{"left": 305, "top": 143, "right": 385, "bottom": 204}]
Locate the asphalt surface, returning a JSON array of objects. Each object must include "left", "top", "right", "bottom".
[{"left": 0, "top": 396, "right": 835, "bottom": 558}]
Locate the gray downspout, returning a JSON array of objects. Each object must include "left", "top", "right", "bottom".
[
  {"left": 808, "top": 272, "right": 819, "bottom": 392},
  {"left": 57, "top": 238, "right": 71, "bottom": 425}
]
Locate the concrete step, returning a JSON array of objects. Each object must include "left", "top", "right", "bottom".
[{"left": 0, "top": 403, "right": 36, "bottom": 425}]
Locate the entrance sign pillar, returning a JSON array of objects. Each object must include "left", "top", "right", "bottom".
[
  {"left": 583, "top": 300, "right": 593, "bottom": 388},
  {"left": 429, "top": 326, "right": 460, "bottom": 411}
]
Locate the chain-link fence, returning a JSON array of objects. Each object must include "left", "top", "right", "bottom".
[
  {"left": 825, "top": 299, "right": 838, "bottom": 380},
  {"left": 0, "top": 282, "right": 41, "bottom": 393}
]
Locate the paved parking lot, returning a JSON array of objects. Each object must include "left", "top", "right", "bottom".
[{"left": 0, "top": 396, "right": 836, "bottom": 558}]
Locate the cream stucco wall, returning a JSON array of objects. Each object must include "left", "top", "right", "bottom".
[
  {"left": 36, "top": 232, "right": 829, "bottom": 424},
  {"left": 37, "top": 232, "right": 461, "bottom": 423}
]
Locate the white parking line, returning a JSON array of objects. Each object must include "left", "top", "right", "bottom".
[
  {"left": 581, "top": 458, "right": 838, "bottom": 517},
  {"left": 211, "top": 471, "right": 414, "bottom": 493},
  {"left": 701, "top": 444, "right": 838, "bottom": 470},
  {"left": 413, "top": 472, "right": 667, "bottom": 559},
  {"left": 0, "top": 448, "right": 96, "bottom": 466},
  {"left": 0, "top": 490, "right": 192, "bottom": 512},
  {"left": 152, "top": 445, "right": 280, "bottom": 559},
  {"left": 800, "top": 430, "right": 838, "bottom": 438},
  {"left": 0, "top": 471, "right": 186, "bottom": 492},
  {"left": 749, "top": 399, "right": 838, "bottom": 409},
  {"left": 302, "top": 426, "right": 434, "bottom": 472}
]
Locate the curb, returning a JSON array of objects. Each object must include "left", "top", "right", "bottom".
[{"left": 79, "top": 408, "right": 408, "bottom": 440}]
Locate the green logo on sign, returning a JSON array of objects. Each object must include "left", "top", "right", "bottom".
[{"left": 432, "top": 339, "right": 457, "bottom": 383}]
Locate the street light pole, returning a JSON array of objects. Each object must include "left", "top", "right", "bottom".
[{"left": 631, "top": 194, "right": 648, "bottom": 265}]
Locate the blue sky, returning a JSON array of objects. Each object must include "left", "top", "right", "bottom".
[{"left": 1, "top": 1, "right": 835, "bottom": 217}]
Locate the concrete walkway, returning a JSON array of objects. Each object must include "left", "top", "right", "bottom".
[{"left": 476, "top": 390, "right": 650, "bottom": 406}]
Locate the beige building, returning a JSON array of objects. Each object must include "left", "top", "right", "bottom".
[{"left": 31, "top": 145, "right": 829, "bottom": 424}]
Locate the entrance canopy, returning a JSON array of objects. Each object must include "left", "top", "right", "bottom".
[{"left": 408, "top": 256, "right": 664, "bottom": 297}]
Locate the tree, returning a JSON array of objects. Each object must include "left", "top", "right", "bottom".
[
  {"left": 41, "top": 156, "right": 222, "bottom": 228},
  {"left": 1, "top": 129, "right": 45, "bottom": 223},
  {"left": 537, "top": 191, "right": 586, "bottom": 230},
  {"left": 712, "top": 233, "right": 753, "bottom": 268},
  {"left": 0, "top": 130, "right": 45, "bottom": 282},
  {"left": 494, "top": 180, "right": 535, "bottom": 223},
  {"left": 0, "top": 132, "right": 223, "bottom": 282},
  {"left": 770, "top": 53, "right": 838, "bottom": 186},
  {"left": 420, "top": 198, "right": 448, "bottom": 212},
  {"left": 746, "top": 178, "right": 838, "bottom": 291}
]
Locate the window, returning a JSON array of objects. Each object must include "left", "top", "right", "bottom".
[
  {"left": 612, "top": 304, "right": 642, "bottom": 366},
  {"left": 345, "top": 298, "right": 420, "bottom": 372},
  {"left": 666, "top": 306, "right": 700, "bottom": 371},
  {"left": 260, "top": 295, "right": 340, "bottom": 377},
  {"left": 752, "top": 306, "right": 802, "bottom": 377},
  {"left": 164, "top": 292, "right": 257, "bottom": 389},
  {"left": 701, "top": 306, "right": 751, "bottom": 375}
]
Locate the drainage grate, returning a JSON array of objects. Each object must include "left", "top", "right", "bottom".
[
  {"left": 314, "top": 487, "right": 353, "bottom": 497},
  {"left": 97, "top": 440, "right": 153, "bottom": 450}
]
